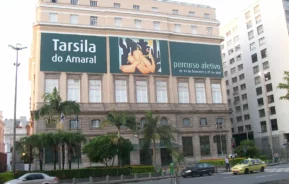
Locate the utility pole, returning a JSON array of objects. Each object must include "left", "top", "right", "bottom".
[{"left": 9, "top": 44, "right": 27, "bottom": 174}]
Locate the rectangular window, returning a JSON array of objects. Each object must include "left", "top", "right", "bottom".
[
  {"left": 212, "top": 84, "right": 222, "bottom": 103},
  {"left": 153, "top": 21, "right": 160, "bottom": 30},
  {"left": 268, "top": 95, "right": 274, "bottom": 103},
  {"left": 199, "top": 136, "right": 210, "bottom": 156},
  {"left": 248, "top": 30, "right": 254, "bottom": 40},
  {"left": 191, "top": 25, "right": 198, "bottom": 34},
  {"left": 245, "top": 125, "right": 251, "bottom": 131},
  {"left": 259, "top": 37, "right": 265, "bottom": 46},
  {"left": 240, "top": 84, "right": 246, "bottom": 90},
  {"left": 200, "top": 118, "right": 207, "bottom": 126},
  {"left": 261, "top": 49, "right": 267, "bottom": 59},
  {"left": 226, "top": 80, "right": 229, "bottom": 86},
  {"left": 227, "top": 90, "right": 230, "bottom": 96},
  {"left": 91, "top": 120, "right": 100, "bottom": 128},
  {"left": 204, "top": 13, "right": 210, "bottom": 18},
  {"left": 228, "top": 49, "right": 234, "bottom": 55},
  {"left": 234, "top": 96, "right": 240, "bottom": 104},
  {"left": 257, "top": 25, "right": 264, "bottom": 35},
  {"left": 156, "top": 81, "right": 168, "bottom": 103},
  {"left": 216, "top": 135, "right": 227, "bottom": 155},
  {"left": 206, "top": 27, "right": 213, "bottom": 36},
  {"left": 259, "top": 109, "right": 265, "bottom": 117},
  {"left": 135, "top": 19, "right": 142, "bottom": 28},
  {"left": 89, "top": 80, "right": 101, "bottom": 103},
  {"left": 253, "top": 65, "right": 259, "bottom": 74},
  {"left": 152, "top": 7, "right": 158, "bottom": 12},
  {"left": 232, "top": 77, "right": 237, "bottom": 83},
  {"left": 115, "top": 80, "right": 127, "bottom": 102},
  {"left": 133, "top": 5, "right": 140, "bottom": 10},
  {"left": 224, "top": 71, "right": 228, "bottom": 77},
  {"left": 70, "top": 0, "right": 78, "bottom": 5},
  {"left": 49, "top": 13, "right": 57, "bottom": 23},
  {"left": 237, "top": 116, "right": 242, "bottom": 122},
  {"left": 258, "top": 98, "right": 264, "bottom": 106},
  {"left": 172, "top": 9, "right": 179, "bottom": 14},
  {"left": 236, "top": 54, "right": 242, "bottom": 61},
  {"left": 45, "top": 79, "right": 58, "bottom": 93},
  {"left": 243, "top": 104, "right": 249, "bottom": 110},
  {"left": 256, "top": 15, "right": 262, "bottom": 24},
  {"left": 228, "top": 99, "right": 231, "bottom": 105},
  {"left": 271, "top": 119, "right": 278, "bottom": 131},
  {"left": 189, "top": 11, "right": 195, "bottom": 16},
  {"left": 238, "top": 126, "right": 244, "bottom": 133},
  {"left": 69, "top": 120, "right": 79, "bottom": 129},
  {"left": 195, "top": 83, "right": 206, "bottom": 103},
  {"left": 247, "top": 21, "right": 252, "bottom": 29},
  {"left": 114, "top": 3, "right": 120, "bottom": 8},
  {"left": 90, "top": 16, "right": 97, "bottom": 25},
  {"left": 233, "top": 86, "right": 238, "bottom": 93},
  {"left": 239, "top": 74, "right": 245, "bottom": 80},
  {"left": 250, "top": 42, "right": 256, "bottom": 51},
  {"left": 265, "top": 72, "right": 271, "bottom": 81},
  {"left": 238, "top": 64, "right": 243, "bottom": 71},
  {"left": 67, "top": 79, "right": 80, "bottom": 102},
  {"left": 255, "top": 76, "right": 261, "bottom": 85},
  {"left": 51, "top": 0, "right": 57, "bottom": 2},
  {"left": 270, "top": 106, "right": 276, "bottom": 115},
  {"left": 136, "top": 81, "right": 148, "bottom": 103},
  {"left": 174, "top": 24, "right": 181, "bottom": 32},
  {"left": 235, "top": 106, "right": 241, "bottom": 112},
  {"left": 90, "top": 1, "right": 97, "bottom": 6},
  {"left": 115, "top": 17, "right": 122, "bottom": 27},
  {"left": 263, "top": 61, "right": 269, "bottom": 70},
  {"left": 235, "top": 45, "right": 241, "bottom": 52},
  {"left": 261, "top": 121, "right": 267, "bottom": 132},
  {"left": 242, "top": 94, "right": 247, "bottom": 100},
  {"left": 254, "top": 5, "right": 260, "bottom": 13},
  {"left": 252, "top": 53, "right": 258, "bottom": 63},
  {"left": 245, "top": 11, "right": 251, "bottom": 19},
  {"left": 266, "top": 83, "right": 273, "bottom": 92},
  {"left": 231, "top": 67, "right": 236, "bottom": 74},
  {"left": 182, "top": 137, "right": 193, "bottom": 157},
  {"left": 230, "top": 58, "right": 235, "bottom": 65},
  {"left": 178, "top": 82, "right": 189, "bottom": 103},
  {"left": 256, "top": 87, "right": 262, "bottom": 95},
  {"left": 70, "top": 14, "right": 78, "bottom": 24}
]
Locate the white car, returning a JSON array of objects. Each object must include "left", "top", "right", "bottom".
[{"left": 4, "top": 173, "right": 59, "bottom": 184}]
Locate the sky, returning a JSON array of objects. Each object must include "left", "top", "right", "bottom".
[{"left": 0, "top": 0, "right": 254, "bottom": 120}]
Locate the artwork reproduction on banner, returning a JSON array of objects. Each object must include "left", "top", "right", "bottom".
[
  {"left": 40, "top": 33, "right": 107, "bottom": 73},
  {"left": 110, "top": 37, "right": 170, "bottom": 75}
]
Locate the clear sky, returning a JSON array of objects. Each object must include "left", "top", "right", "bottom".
[{"left": 0, "top": 0, "right": 254, "bottom": 120}]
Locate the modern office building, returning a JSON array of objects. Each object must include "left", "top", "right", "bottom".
[
  {"left": 29, "top": 0, "right": 231, "bottom": 169},
  {"left": 220, "top": 0, "right": 289, "bottom": 157}
]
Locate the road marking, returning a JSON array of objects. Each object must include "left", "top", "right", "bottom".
[
  {"left": 223, "top": 176, "right": 237, "bottom": 179},
  {"left": 255, "top": 174, "right": 278, "bottom": 178}
]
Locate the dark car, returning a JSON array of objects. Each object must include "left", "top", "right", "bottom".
[{"left": 181, "top": 163, "right": 215, "bottom": 178}]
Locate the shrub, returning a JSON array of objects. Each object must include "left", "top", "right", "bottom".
[
  {"left": 0, "top": 172, "right": 14, "bottom": 183},
  {"left": 199, "top": 158, "right": 245, "bottom": 167},
  {"left": 129, "top": 166, "right": 154, "bottom": 173}
]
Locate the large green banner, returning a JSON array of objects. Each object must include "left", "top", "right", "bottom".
[
  {"left": 170, "top": 42, "right": 223, "bottom": 77},
  {"left": 109, "top": 37, "right": 170, "bottom": 75},
  {"left": 40, "top": 33, "right": 107, "bottom": 73}
]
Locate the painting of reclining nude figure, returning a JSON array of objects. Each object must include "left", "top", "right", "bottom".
[{"left": 118, "top": 37, "right": 162, "bottom": 74}]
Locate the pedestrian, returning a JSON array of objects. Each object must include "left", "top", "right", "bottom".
[
  {"left": 169, "top": 162, "right": 175, "bottom": 175},
  {"left": 225, "top": 155, "right": 230, "bottom": 172}
]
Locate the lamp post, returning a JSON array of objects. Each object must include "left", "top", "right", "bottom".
[
  {"left": 259, "top": 71, "right": 274, "bottom": 161},
  {"left": 9, "top": 44, "right": 27, "bottom": 174}
]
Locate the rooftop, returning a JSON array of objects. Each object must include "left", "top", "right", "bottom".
[{"left": 153, "top": 0, "right": 213, "bottom": 8}]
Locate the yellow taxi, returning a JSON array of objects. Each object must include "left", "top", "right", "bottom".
[{"left": 231, "top": 158, "right": 267, "bottom": 175}]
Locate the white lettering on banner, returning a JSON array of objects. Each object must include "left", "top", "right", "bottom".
[
  {"left": 173, "top": 62, "right": 221, "bottom": 70},
  {"left": 51, "top": 54, "right": 97, "bottom": 64},
  {"left": 53, "top": 39, "right": 96, "bottom": 53}
]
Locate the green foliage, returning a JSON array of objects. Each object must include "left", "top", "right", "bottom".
[
  {"left": 199, "top": 158, "right": 245, "bottom": 166},
  {"left": 82, "top": 135, "right": 133, "bottom": 167},
  {"left": 0, "top": 172, "right": 14, "bottom": 183},
  {"left": 277, "top": 71, "right": 289, "bottom": 100},
  {"left": 234, "top": 140, "right": 260, "bottom": 158},
  {"left": 129, "top": 166, "right": 154, "bottom": 173}
]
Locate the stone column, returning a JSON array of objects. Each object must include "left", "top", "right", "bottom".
[
  {"left": 149, "top": 75, "right": 155, "bottom": 103},
  {"left": 81, "top": 73, "right": 88, "bottom": 103},
  {"left": 129, "top": 74, "right": 135, "bottom": 103},
  {"left": 205, "top": 78, "right": 212, "bottom": 103},
  {"left": 189, "top": 77, "right": 196, "bottom": 103},
  {"left": 221, "top": 78, "right": 227, "bottom": 104},
  {"left": 193, "top": 134, "right": 201, "bottom": 160},
  {"left": 210, "top": 134, "right": 218, "bottom": 158},
  {"left": 59, "top": 72, "right": 67, "bottom": 100}
]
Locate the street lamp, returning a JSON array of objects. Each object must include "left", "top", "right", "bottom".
[
  {"left": 9, "top": 44, "right": 27, "bottom": 174},
  {"left": 259, "top": 71, "right": 274, "bottom": 161}
]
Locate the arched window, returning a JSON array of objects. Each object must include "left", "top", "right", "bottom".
[
  {"left": 160, "top": 117, "right": 168, "bottom": 125},
  {"left": 140, "top": 118, "right": 146, "bottom": 128},
  {"left": 183, "top": 118, "right": 190, "bottom": 126},
  {"left": 91, "top": 119, "right": 101, "bottom": 128}
]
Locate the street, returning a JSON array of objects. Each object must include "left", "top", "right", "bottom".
[{"left": 124, "top": 164, "right": 289, "bottom": 184}]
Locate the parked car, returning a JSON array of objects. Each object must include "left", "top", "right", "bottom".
[
  {"left": 231, "top": 158, "right": 267, "bottom": 175},
  {"left": 4, "top": 173, "right": 59, "bottom": 184},
  {"left": 181, "top": 163, "right": 215, "bottom": 178}
]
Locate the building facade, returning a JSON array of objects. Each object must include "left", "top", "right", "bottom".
[
  {"left": 0, "top": 112, "right": 4, "bottom": 153},
  {"left": 221, "top": 0, "right": 289, "bottom": 157},
  {"left": 29, "top": 0, "right": 231, "bottom": 169}
]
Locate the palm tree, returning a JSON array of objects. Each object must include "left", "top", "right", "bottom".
[
  {"left": 63, "top": 131, "right": 86, "bottom": 169},
  {"left": 101, "top": 110, "right": 137, "bottom": 166},
  {"left": 19, "top": 136, "right": 34, "bottom": 171},
  {"left": 46, "top": 132, "right": 62, "bottom": 170},
  {"left": 277, "top": 71, "right": 289, "bottom": 100},
  {"left": 142, "top": 111, "right": 176, "bottom": 167},
  {"left": 34, "top": 87, "right": 81, "bottom": 169}
]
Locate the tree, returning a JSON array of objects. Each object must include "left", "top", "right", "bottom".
[
  {"left": 82, "top": 135, "right": 133, "bottom": 167},
  {"left": 101, "top": 110, "right": 136, "bottom": 166},
  {"left": 63, "top": 131, "right": 86, "bottom": 169},
  {"left": 18, "top": 136, "right": 34, "bottom": 171},
  {"left": 45, "top": 132, "right": 62, "bottom": 170},
  {"left": 277, "top": 71, "right": 289, "bottom": 100},
  {"left": 34, "top": 87, "right": 81, "bottom": 169},
  {"left": 234, "top": 140, "right": 260, "bottom": 158},
  {"left": 142, "top": 111, "right": 176, "bottom": 167}
]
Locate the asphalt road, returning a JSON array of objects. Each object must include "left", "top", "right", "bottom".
[{"left": 124, "top": 164, "right": 289, "bottom": 184}]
